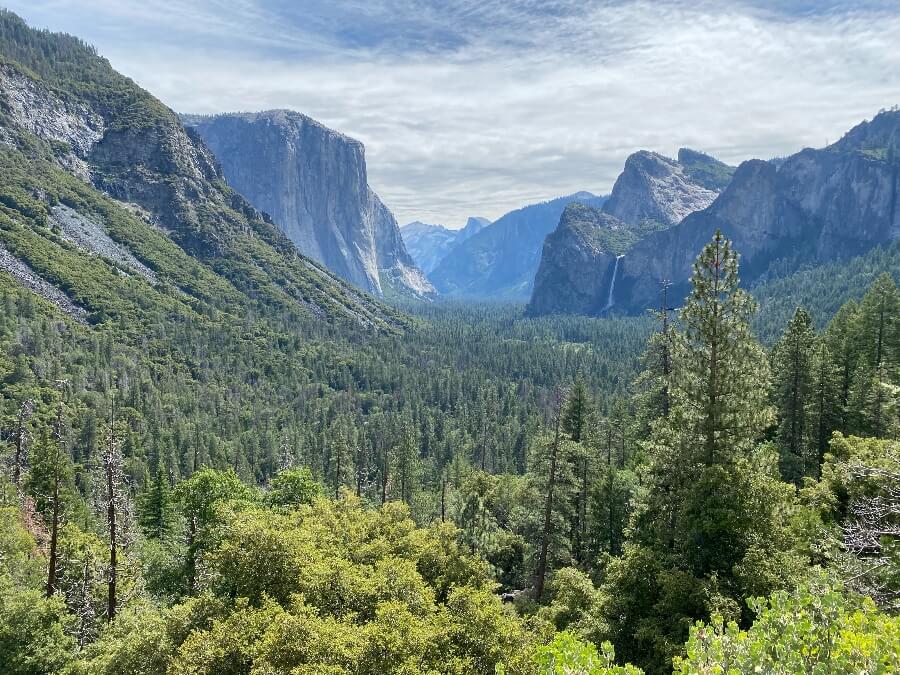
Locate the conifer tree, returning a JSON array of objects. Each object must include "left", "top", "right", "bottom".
[
  {"left": 562, "top": 378, "right": 592, "bottom": 443},
  {"left": 670, "top": 231, "right": 773, "bottom": 466},
  {"left": 605, "top": 232, "right": 796, "bottom": 673},
  {"left": 137, "top": 466, "right": 177, "bottom": 540},
  {"left": 772, "top": 307, "right": 815, "bottom": 481},
  {"left": 807, "top": 339, "right": 840, "bottom": 474}
]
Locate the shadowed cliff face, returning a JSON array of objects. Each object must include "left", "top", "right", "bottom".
[
  {"left": 529, "top": 114, "right": 900, "bottom": 317},
  {"left": 528, "top": 149, "right": 732, "bottom": 316},
  {"left": 616, "top": 118, "right": 900, "bottom": 313},
  {"left": 430, "top": 192, "right": 606, "bottom": 300},
  {"left": 183, "top": 110, "right": 434, "bottom": 299}
]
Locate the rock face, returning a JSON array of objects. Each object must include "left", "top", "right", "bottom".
[
  {"left": 602, "top": 149, "right": 731, "bottom": 227},
  {"left": 183, "top": 111, "right": 434, "bottom": 299},
  {"left": 401, "top": 216, "right": 490, "bottom": 275},
  {"left": 612, "top": 111, "right": 900, "bottom": 313},
  {"left": 528, "top": 149, "right": 733, "bottom": 315},
  {"left": 430, "top": 193, "right": 606, "bottom": 300},
  {"left": 528, "top": 205, "right": 625, "bottom": 315}
]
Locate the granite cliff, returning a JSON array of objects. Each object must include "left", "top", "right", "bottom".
[
  {"left": 0, "top": 10, "right": 400, "bottom": 328},
  {"left": 530, "top": 113, "right": 900, "bottom": 316},
  {"left": 529, "top": 149, "right": 732, "bottom": 315},
  {"left": 183, "top": 111, "right": 434, "bottom": 299}
]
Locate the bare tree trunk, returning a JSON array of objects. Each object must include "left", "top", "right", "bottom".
[
  {"left": 106, "top": 456, "right": 117, "bottom": 622},
  {"left": 535, "top": 389, "right": 563, "bottom": 602},
  {"left": 440, "top": 474, "right": 446, "bottom": 523},
  {"left": 12, "top": 399, "right": 33, "bottom": 488}
]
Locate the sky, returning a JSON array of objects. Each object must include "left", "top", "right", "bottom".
[{"left": 6, "top": 1, "right": 900, "bottom": 228}]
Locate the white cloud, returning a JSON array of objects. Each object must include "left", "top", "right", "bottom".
[{"left": 7, "top": 0, "right": 900, "bottom": 226}]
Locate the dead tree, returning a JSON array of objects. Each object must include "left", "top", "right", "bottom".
[
  {"left": 535, "top": 387, "right": 564, "bottom": 602},
  {"left": 12, "top": 398, "right": 34, "bottom": 488}
]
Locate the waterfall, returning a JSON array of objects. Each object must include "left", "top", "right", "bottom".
[{"left": 602, "top": 255, "right": 624, "bottom": 313}]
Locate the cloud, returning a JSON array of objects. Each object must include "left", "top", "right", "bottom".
[{"left": 7, "top": 0, "right": 900, "bottom": 227}]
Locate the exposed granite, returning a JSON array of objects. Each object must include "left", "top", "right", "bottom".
[{"left": 183, "top": 110, "right": 434, "bottom": 299}]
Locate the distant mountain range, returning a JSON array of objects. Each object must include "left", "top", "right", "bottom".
[
  {"left": 401, "top": 216, "right": 489, "bottom": 275},
  {"left": 429, "top": 192, "right": 607, "bottom": 300},
  {"left": 529, "top": 115, "right": 900, "bottom": 316}
]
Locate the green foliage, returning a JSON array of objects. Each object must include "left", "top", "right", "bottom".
[
  {"left": 532, "top": 632, "right": 643, "bottom": 674},
  {"left": 674, "top": 582, "right": 900, "bottom": 674},
  {"left": 605, "top": 232, "right": 802, "bottom": 673},
  {"left": 771, "top": 308, "right": 816, "bottom": 481},
  {"left": 0, "top": 574, "right": 75, "bottom": 675},
  {"left": 265, "top": 466, "right": 322, "bottom": 508},
  {"left": 137, "top": 467, "right": 178, "bottom": 540}
]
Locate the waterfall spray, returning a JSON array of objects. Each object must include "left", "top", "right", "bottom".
[{"left": 602, "top": 255, "right": 624, "bottom": 313}]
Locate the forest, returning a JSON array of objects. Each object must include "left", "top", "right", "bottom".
[{"left": 2, "top": 228, "right": 898, "bottom": 673}]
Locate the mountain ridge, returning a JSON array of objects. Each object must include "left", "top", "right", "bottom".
[{"left": 430, "top": 192, "right": 607, "bottom": 300}]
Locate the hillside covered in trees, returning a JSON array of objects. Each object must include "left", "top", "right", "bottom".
[{"left": 3, "top": 229, "right": 899, "bottom": 673}]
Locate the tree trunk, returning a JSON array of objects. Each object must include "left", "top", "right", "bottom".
[
  {"left": 106, "top": 455, "right": 117, "bottom": 622},
  {"left": 535, "top": 390, "right": 563, "bottom": 601},
  {"left": 46, "top": 454, "right": 60, "bottom": 598}
]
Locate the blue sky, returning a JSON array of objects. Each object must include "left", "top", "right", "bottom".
[{"left": 7, "top": 1, "right": 900, "bottom": 227}]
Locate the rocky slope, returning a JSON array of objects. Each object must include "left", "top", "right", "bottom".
[
  {"left": 535, "top": 112, "right": 900, "bottom": 316},
  {"left": 602, "top": 149, "right": 733, "bottom": 227},
  {"left": 183, "top": 111, "right": 434, "bottom": 299},
  {"left": 401, "top": 216, "right": 489, "bottom": 275},
  {"left": 528, "top": 149, "right": 733, "bottom": 315},
  {"left": 0, "top": 9, "right": 402, "bottom": 329},
  {"left": 430, "top": 193, "right": 606, "bottom": 300}
]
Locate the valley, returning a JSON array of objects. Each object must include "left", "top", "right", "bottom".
[{"left": 0, "top": 6, "right": 898, "bottom": 675}]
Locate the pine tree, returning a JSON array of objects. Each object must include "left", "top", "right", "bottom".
[
  {"left": 605, "top": 232, "right": 796, "bottom": 673},
  {"left": 561, "top": 378, "right": 594, "bottom": 563},
  {"left": 825, "top": 300, "right": 862, "bottom": 433},
  {"left": 772, "top": 307, "right": 816, "bottom": 482},
  {"left": 562, "top": 378, "right": 593, "bottom": 443},
  {"left": 672, "top": 231, "right": 773, "bottom": 466},
  {"left": 535, "top": 388, "right": 565, "bottom": 601},
  {"left": 137, "top": 466, "right": 177, "bottom": 540},
  {"left": 806, "top": 339, "right": 840, "bottom": 475},
  {"left": 850, "top": 274, "right": 899, "bottom": 437}
]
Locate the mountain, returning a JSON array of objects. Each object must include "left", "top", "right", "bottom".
[
  {"left": 613, "top": 113, "right": 900, "bottom": 313},
  {"left": 401, "top": 216, "right": 489, "bottom": 275},
  {"left": 430, "top": 193, "right": 606, "bottom": 300},
  {"left": 529, "top": 149, "right": 734, "bottom": 315},
  {"left": 529, "top": 112, "right": 900, "bottom": 317},
  {"left": 602, "top": 148, "right": 733, "bottom": 227},
  {"left": 182, "top": 111, "right": 434, "bottom": 299},
  {"left": 0, "top": 10, "right": 400, "bottom": 330},
  {"left": 528, "top": 204, "right": 668, "bottom": 315}
]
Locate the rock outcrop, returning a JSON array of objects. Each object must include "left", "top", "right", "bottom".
[
  {"left": 528, "top": 205, "right": 625, "bottom": 315},
  {"left": 602, "top": 149, "right": 731, "bottom": 227},
  {"left": 183, "top": 111, "right": 434, "bottom": 299},
  {"left": 401, "top": 216, "right": 490, "bottom": 275},
  {"left": 431, "top": 193, "right": 606, "bottom": 300},
  {"left": 612, "top": 111, "right": 900, "bottom": 313},
  {"left": 528, "top": 149, "right": 733, "bottom": 315}
]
